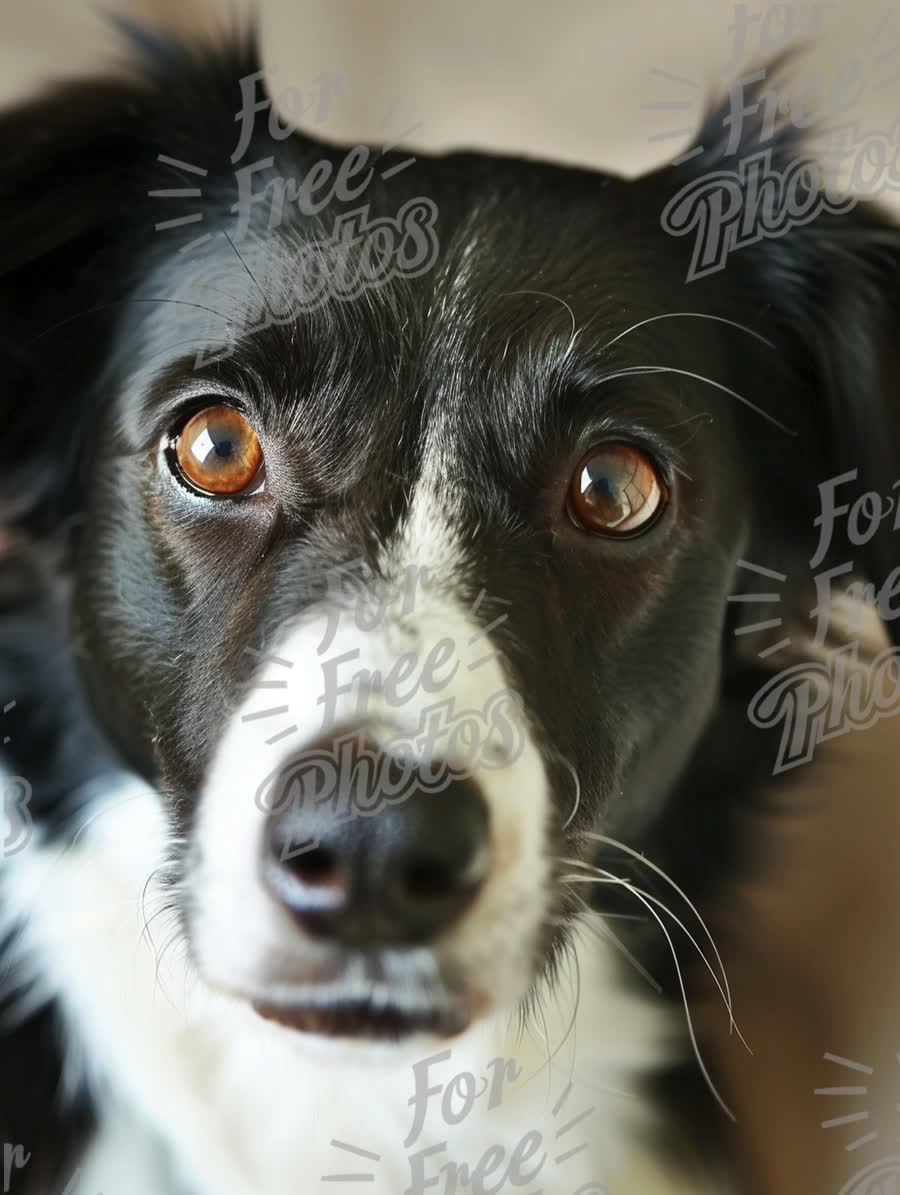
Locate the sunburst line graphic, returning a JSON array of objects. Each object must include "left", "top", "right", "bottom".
[
  {"left": 871, "top": 10, "right": 892, "bottom": 43},
  {"left": 555, "top": 1102, "right": 595, "bottom": 1138},
  {"left": 670, "top": 144, "right": 706, "bottom": 165},
  {"left": 321, "top": 1137, "right": 382, "bottom": 1183},
  {"left": 815, "top": 1052, "right": 883, "bottom": 1153},
  {"left": 875, "top": 41, "right": 900, "bottom": 63},
  {"left": 468, "top": 654, "right": 501, "bottom": 671},
  {"left": 734, "top": 560, "right": 787, "bottom": 582},
  {"left": 752, "top": 638, "right": 788, "bottom": 657},
  {"left": 244, "top": 646, "right": 295, "bottom": 669},
  {"left": 825, "top": 1054, "right": 875, "bottom": 1075},
  {"left": 556, "top": 1142, "right": 589, "bottom": 1164},
  {"left": 378, "top": 119, "right": 423, "bottom": 178},
  {"left": 148, "top": 187, "right": 203, "bottom": 198},
  {"left": 648, "top": 10, "right": 897, "bottom": 170},
  {"left": 469, "top": 613, "right": 509, "bottom": 643},
  {"left": 846, "top": 1132, "right": 879, "bottom": 1152},
  {"left": 266, "top": 723, "right": 299, "bottom": 746},
  {"left": 466, "top": 589, "right": 510, "bottom": 672},
  {"left": 869, "top": 5, "right": 900, "bottom": 90},
  {"left": 378, "top": 93, "right": 404, "bottom": 131},
  {"left": 727, "top": 590, "right": 782, "bottom": 603},
  {"left": 647, "top": 127, "right": 696, "bottom": 144},
  {"left": 319, "top": 1077, "right": 600, "bottom": 1189},
  {"left": 646, "top": 66, "right": 703, "bottom": 162},
  {"left": 734, "top": 618, "right": 783, "bottom": 635},
  {"left": 549, "top": 1082, "right": 598, "bottom": 1175},
  {"left": 728, "top": 559, "right": 794, "bottom": 658},
  {"left": 2, "top": 700, "right": 15, "bottom": 745},
  {"left": 179, "top": 232, "right": 214, "bottom": 255},
  {"left": 241, "top": 705, "right": 290, "bottom": 724},
  {"left": 156, "top": 154, "right": 209, "bottom": 176},
  {"left": 650, "top": 67, "right": 702, "bottom": 90},
  {"left": 155, "top": 213, "right": 205, "bottom": 231},
  {"left": 237, "top": 582, "right": 514, "bottom": 736},
  {"left": 150, "top": 93, "right": 424, "bottom": 258},
  {"left": 380, "top": 158, "right": 416, "bottom": 180}
]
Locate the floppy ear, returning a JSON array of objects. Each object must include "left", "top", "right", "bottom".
[
  {"left": 659, "top": 72, "right": 900, "bottom": 648},
  {"left": 0, "top": 26, "right": 264, "bottom": 543},
  {"left": 784, "top": 200, "right": 900, "bottom": 633}
]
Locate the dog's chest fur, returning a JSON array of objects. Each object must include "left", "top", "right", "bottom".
[{"left": 3, "top": 774, "right": 722, "bottom": 1195}]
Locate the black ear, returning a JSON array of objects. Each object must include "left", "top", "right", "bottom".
[
  {"left": 0, "top": 25, "right": 263, "bottom": 542},
  {"left": 658, "top": 68, "right": 900, "bottom": 646},
  {"left": 787, "top": 200, "right": 900, "bottom": 642}
]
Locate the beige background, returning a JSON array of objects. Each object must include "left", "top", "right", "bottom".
[
  {"left": 3, "top": 2, "right": 900, "bottom": 1193},
  {"left": 3, "top": 0, "right": 900, "bottom": 190}
]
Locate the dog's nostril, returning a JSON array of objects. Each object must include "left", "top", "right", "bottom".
[
  {"left": 401, "top": 858, "right": 457, "bottom": 903},
  {"left": 285, "top": 846, "right": 340, "bottom": 887}
]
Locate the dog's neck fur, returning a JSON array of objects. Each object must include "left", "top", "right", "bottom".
[{"left": 2, "top": 774, "right": 722, "bottom": 1195}]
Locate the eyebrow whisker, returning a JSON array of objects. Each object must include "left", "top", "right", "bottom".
[
  {"left": 597, "top": 311, "right": 777, "bottom": 355},
  {"left": 502, "top": 289, "right": 578, "bottom": 357},
  {"left": 595, "top": 364, "right": 796, "bottom": 437}
]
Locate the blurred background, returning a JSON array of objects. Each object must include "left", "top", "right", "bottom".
[
  {"left": 4, "top": 0, "right": 900, "bottom": 190},
  {"left": 3, "top": 1, "right": 900, "bottom": 1192}
]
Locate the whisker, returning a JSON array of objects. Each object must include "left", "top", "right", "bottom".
[
  {"left": 561, "top": 869, "right": 738, "bottom": 1123},
  {"left": 597, "top": 311, "right": 776, "bottom": 356},
  {"left": 578, "top": 833, "right": 739, "bottom": 1039},
  {"left": 526, "top": 934, "right": 583, "bottom": 1084},
  {"left": 503, "top": 289, "right": 578, "bottom": 357},
  {"left": 595, "top": 365, "right": 795, "bottom": 437},
  {"left": 24, "top": 296, "right": 235, "bottom": 349},
  {"left": 561, "top": 860, "right": 747, "bottom": 1050},
  {"left": 574, "top": 903, "right": 663, "bottom": 995},
  {"left": 222, "top": 229, "right": 275, "bottom": 320}
]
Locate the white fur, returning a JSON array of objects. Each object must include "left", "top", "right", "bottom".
[
  {"left": 192, "top": 489, "right": 548, "bottom": 1022},
  {"left": 1, "top": 774, "right": 694, "bottom": 1194}
]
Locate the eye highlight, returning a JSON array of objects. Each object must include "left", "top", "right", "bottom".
[
  {"left": 170, "top": 405, "right": 264, "bottom": 496},
  {"left": 567, "top": 443, "right": 667, "bottom": 536}
]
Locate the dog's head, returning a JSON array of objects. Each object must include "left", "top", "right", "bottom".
[{"left": 3, "top": 31, "right": 899, "bottom": 1042}]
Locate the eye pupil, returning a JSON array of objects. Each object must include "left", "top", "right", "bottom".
[
  {"left": 567, "top": 444, "right": 665, "bottom": 536},
  {"left": 173, "top": 405, "right": 264, "bottom": 496}
]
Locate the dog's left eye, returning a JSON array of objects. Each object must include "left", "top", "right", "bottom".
[
  {"left": 170, "top": 405, "right": 264, "bottom": 496},
  {"left": 567, "top": 443, "right": 666, "bottom": 536}
]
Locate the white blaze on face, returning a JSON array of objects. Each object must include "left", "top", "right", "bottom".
[{"left": 191, "top": 487, "right": 551, "bottom": 1018}]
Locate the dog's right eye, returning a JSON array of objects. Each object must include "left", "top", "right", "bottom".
[
  {"left": 168, "top": 405, "right": 265, "bottom": 497},
  {"left": 566, "top": 443, "right": 667, "bottom": 536}
]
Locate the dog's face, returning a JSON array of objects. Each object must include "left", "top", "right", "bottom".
[
  {"left": 74, "top": 171, "right": 752, "bottom": 1038},
  {"left": 3, "top": 37, "right": 899, "bottom": 1043}
]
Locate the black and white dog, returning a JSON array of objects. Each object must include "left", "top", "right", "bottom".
[{"left": 1, "top": 26, "right": 899, "bottom": 1195}]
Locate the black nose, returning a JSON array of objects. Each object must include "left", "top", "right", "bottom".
[{"left": 260, "top": 733, "right": 491, "bottom": 947}]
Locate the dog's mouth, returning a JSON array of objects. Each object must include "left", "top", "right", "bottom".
[
  {"left": 251, "top": 996, "right": 472, "bottom": 1039},
  {"left": 210, "top": 950, "right": 484, "bottom": 1041}
]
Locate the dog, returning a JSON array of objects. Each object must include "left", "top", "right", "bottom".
[{"left": 1, "top": 24, "right": 899, "bottom": 1195}]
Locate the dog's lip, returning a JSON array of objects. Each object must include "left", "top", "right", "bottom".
[{"left": 250, "top": 997, "right": 472, "bottom": 1039}]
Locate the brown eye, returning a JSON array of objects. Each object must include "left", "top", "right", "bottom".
[
  {"left": 567, "top": 443, "right": 666, "bottom": 536},
  {"left": 172, "top": 405, "right": 263, "bottom": 496}
]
